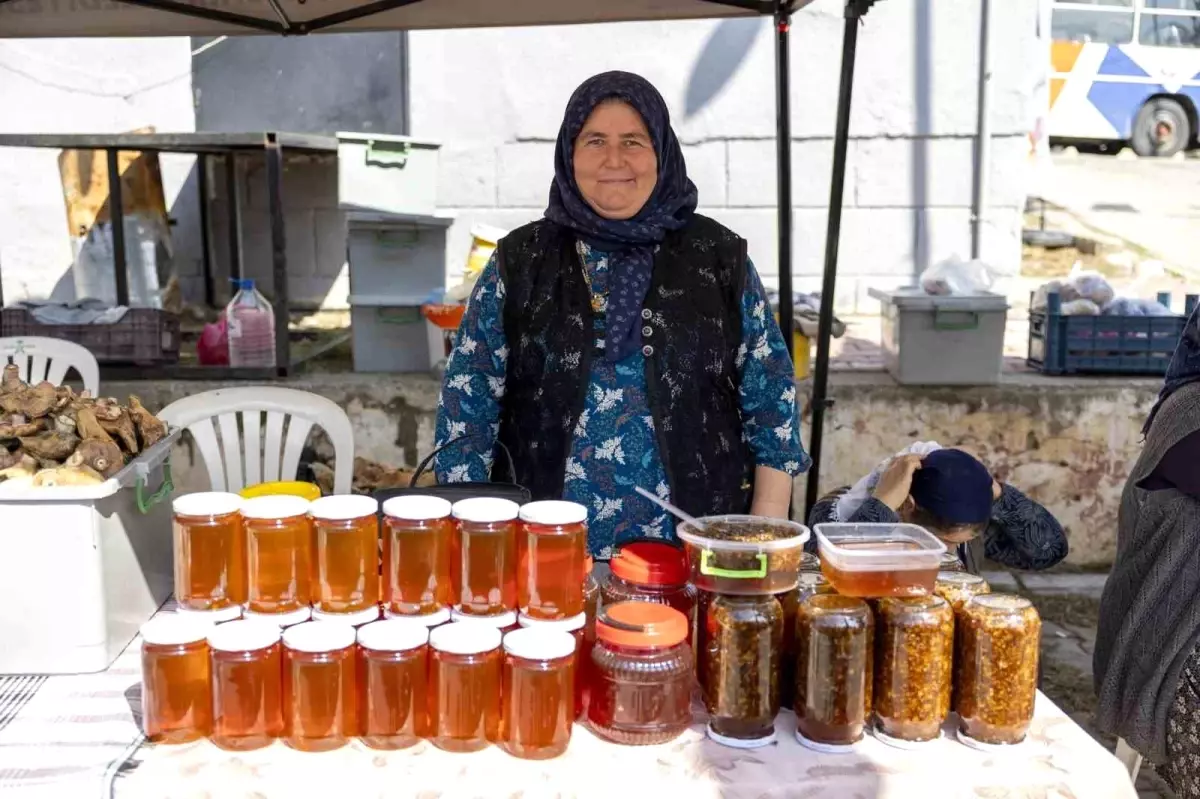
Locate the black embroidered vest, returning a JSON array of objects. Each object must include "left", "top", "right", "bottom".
[{"left": 493, "top": 214, "right": 753, "bottom": 519}]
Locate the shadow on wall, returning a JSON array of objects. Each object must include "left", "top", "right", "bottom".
[{"left": 684, "top": 18, "right": 764, "bottom": 119}]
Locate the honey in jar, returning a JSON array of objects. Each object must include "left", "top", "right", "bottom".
[
  {"left": 177, "top": 605, "right": 242, "bottom": 624},
  {"left": 452, "top": 498, "right": 519, "bottom": 615},
  {"left": 428, "top": 622, "right": 503, "bottom": 752},
  {"left": 140, "top": 614, "right": 213, "bottom": 743},
  {"left": 518, "top": 612, "right": 589, "bottom": 720},
  {"left": 873, "top": 596, "right": 954, "bottom": 744},
  {"left": 583, "top": 555, "right": 599, "bottom": 642},
  {"left": 956, "top": 594, "right": 1041, "bottom": 747},
  {"left": 208, "top": 620, "right": 284, "bottom": 750},
  {"left": 501, "top": 628, "right": 576, "bottom": 760},
  {"left": 795, "top": 594, "right": 873, "bottom": 751},
  {"left": 385, "top": 606, "right": 451, "bottom": 628},
  {"left": 243, "top": 496, "right": 313, "bottom": 613},
  {"left": 243, "top": 606, "right": 312, "bottom": 629},
  {"left": 310, "top": 495, "right": 380, "bottom": 614},
  {"left": 357, "top": 619, "right": 431, "bottom": 750},
  {"left": 517, "top": 501, "right": 588, "bottom": 620},
  {"left": 382, "top": 496, "right": 455, "bottom": 615},
  {"left": 173, "top": 492, "right": 246, "bottom": 610},
  {"left": 450, "top": 606, "right": 520, "bottom": 634},
  {"left": 281, "top": 621, "right": 358, "bottom": 751},
  {"left": 312, "top": 606, "right": 381, "bottom": 628}
]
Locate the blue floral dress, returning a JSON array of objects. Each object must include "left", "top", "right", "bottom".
[{"left": 434, "top": 242, "right": 809, "bottom": 559}]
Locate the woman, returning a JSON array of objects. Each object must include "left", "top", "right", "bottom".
[
  {"left": 1095, "top": 308, "right": 1200, "bottom": 795},
  {"left": 434, "top": 71, "right": 808, "bottom": 558},
  {"left": 807, "top": 444, "right": 1067, "bottom": 573}
]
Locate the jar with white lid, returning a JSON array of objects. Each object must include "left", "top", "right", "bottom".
[
  {"left": 140, "top": 614, "right": 213, "bottom": 743},
  {"left": 357, "top": 619, "right": 431, "bottom": 750},
  {"left": 428, "top": 621, "right": 502, "bottom": 752},
  {"left": 501, "top": 628, "right": 576, "bottom": 760},
  {"left": 518, "top": 612, "right": 589, "bottom": 720},
  {"left": 518, "top": 501, "right": 588, "bottom": 620},
  {"left": 243, "top": 495, "right": 313, "bottom": 614},
  {"left": 382, "top": 495, "right": 455, "bottom": 615},
  {"left": 173, "top": 492, "right": 245, "bottom": 611},
  {"left": 310, "top": 495, "right": 380, "bottom": 614},
  {"left": 452, "top": 498, "right": 519, "bottom": 616},
  {"left": 281, "top": 620, "right": 357, "bottom": 751},
  {"left": 208, "top": 620, "right": 283, "bottom": 750}
]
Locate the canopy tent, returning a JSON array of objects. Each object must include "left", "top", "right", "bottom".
[{"left": 0, "top": 0, "right": 880, "bottom": 515}]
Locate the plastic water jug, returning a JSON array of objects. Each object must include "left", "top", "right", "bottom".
[{"left": 226, "top": 279, "right": 276, "bottom": 368}]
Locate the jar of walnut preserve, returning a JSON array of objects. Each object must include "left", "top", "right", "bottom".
[
  {"left": 794, "top": 594, "right": 873, "bottom": 752},
  {"left": 955, "top": 594, "right": 1041, "bottom": 748},
  {"left": 873, "top": 596, "right": 954, "bottom": 746}
]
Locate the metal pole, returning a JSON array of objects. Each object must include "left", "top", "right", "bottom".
[
  {"left": 225, "top": 154, "right": 244, "bottom": 282},
  {"left": 775, "top": 1, "right": 795, "bottom": 360},
  {"left": 970, "top": 0, "right": 993, "bottom": 260},
  {"left": 805, "top": 0, "right": 869, "bottom": 518},
  {"left": 106, "top": 148, "right": 130, "bottom": 307},
  {"left": 197, "top": 154, "right": 216, "bottom": 309},
  {"left": 265, "top": 139, "right": 290, "bottom": 376}
]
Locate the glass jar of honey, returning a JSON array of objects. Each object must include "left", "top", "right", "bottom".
[
  {"left": 429, "top": 622, "right": 503, "bottom": 752},
  {"left": 281, "top": 621, "right": 357, "bottom": 751},
  {"left": 518, "top": 501, "right": 588, "bottom": 620},
  {"left": 450, "top": 606, "right": 519, "bottom": 634},
  {"left": 385, "top": 606, "right": 451, "bottom": 628},
  {"left": 207, "top": 620, "right": 283, "bottom": 750},
  {"left": 518, "top": 612, "right": 589, "bottom": 720},
  {"left": 310, "top": 495, "right": 379, "bottom": 615},
  {"left": 140, "top": 614, "right": 213, "bottom": 744},
  {"left": 382, "top": 495, "right": 455, "bottom": 616},
  {"left": 243, "top": 496, "right": 313, "bottom": 614},
  {"left": 177, "top": 605, "right": 242, "bottom": 624},
  {"left": 357, "top": 619, "right": 431, "bottom": 750},
  {"left": 452, "top": 498, "right": 519, "bottom": 616},
  {"left": 172, "top": 492, "right": 246, "bottom": 611},
  {"left": 874, "top": 596, "right": 954, "bottom": 745},
  {"left": 602, "top": 541, "right": 696, "bottom": 633},
  {"left": 795, "top": 594, "right": 873, "bottom": 752},
  {"left": 312, "top": 606, "right": 381, "bottom": 627},
  {"left": 500, "top": 628, "right": 576, "bottom": 760},
  {"left": 243, "top": 606, "right": 312, "bottom": 629},
  {"left": 956, "top": 594, "right": 1041, "bottom": 748}
]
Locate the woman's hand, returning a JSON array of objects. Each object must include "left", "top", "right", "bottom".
[{"left": 872, "top": 454, "right": 923, "bottom": 511}]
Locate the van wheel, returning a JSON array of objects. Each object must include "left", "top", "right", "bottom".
[{"left": 1131, "top": 98, "right": 1191, "bottom": 157}]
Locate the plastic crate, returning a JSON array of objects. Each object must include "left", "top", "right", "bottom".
[
  {"left": 1027, "top": 292, "right": 1198, "bottom": 375},
  {"left": 0, "top": 307, "right": 180, "bottom": 365}
]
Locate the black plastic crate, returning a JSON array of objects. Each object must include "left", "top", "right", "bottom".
[
  {"left": 1, "top": 307, "right": 180, "bottom": 365},
  {"left": 1027, "top": 291, "right": 1197, "bottom": 376}
]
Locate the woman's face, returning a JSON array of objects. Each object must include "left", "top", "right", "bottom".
[{"left": 573, "top": 100, "right": 658, "bottom": 221}]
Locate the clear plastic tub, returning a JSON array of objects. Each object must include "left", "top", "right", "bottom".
[
  {"left": 500, "top": 628, "right": 576, "bottom": 760},
  {"left": 282, "top": 621, "right": 358, "bottom": 751},
  {"left": 813, "top": 523, "right": 945, "bottom": 598},
  {"left": 172, "top": 492, "right": 245, "bottom": 611},
  {"left": 518, "top": 501, "right": 588, "bottom": 620},
  {"left": 208, "top": 620, "right": 283, "bottom": 751},
  {"left": 382, "top": 495, "right": 455, "bottom": 615},
  {"left": 243, "top": 496, "right": 313, "bottom": 613},
  {"left": 452, "top": 498, "right": 519, "bottom": 615},
  {"left": 429, "top": 622, "right": 503, "bottom": 752},
  {"left": 676, "top": 515, "right": 810, "bottom": 595},
  {"left": 357, "top": 620, "right": 431, "bottom": 750},
  {"left": 140, "top": 614, "right": 213, "bottom": 743},
  {"left": 702, "top": 594, "right": 783, "bottom": 747},
  {"left": 310, "top": 495, "right": 380, "bottom": 614},
  {"left": 956, "top": 594, "right": 1041, "bottom": 747}
]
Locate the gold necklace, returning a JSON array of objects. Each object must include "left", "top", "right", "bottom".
[{"left": 577, "top": 242, "right": 606, "bottom": 314}]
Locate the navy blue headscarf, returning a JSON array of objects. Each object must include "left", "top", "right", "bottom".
[
  {"left": 910, "top": 449, "right": 994, "bottom": 525},
  {"left": 1144, "top": 302, "right": 1200, "bottom": 435},
  {"left": 545, "top": 71, "right": 698, "bottom": 362}
]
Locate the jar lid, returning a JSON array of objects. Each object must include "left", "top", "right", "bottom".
[
  {"left": 311, "top": 606, "right": 381, "bottom": 626},
  {"left": 610, "top": 541, "right": 688, "bottom": 586},
  {"left": 450, "top": 607, "right": 517, "bottom": 628},
  {"left": 243, "top": 606, "right": 312, "bottom": 628},
  {"left": 518, "top": 612, "right": 586, "bottom": 633},
  {"left": 452, "top": 497, "right": 519, "bottom": 524},
  {"left": 173, "top": 491, "right": 241, "bottom": 517},
  {"left": 519, "top": 500, "right": 588, "bottom": 526},
  {"left": 241, "top": 495, "right": 310, "bottom": 520},
  {"left": 382, "top": 495, "right": 452, "bottom": 521},
  {"left": 283, "top": 620, "right": 356, "bottom": 653},
  {"left": 207, "top": 620, "right": 281, "bottom": 652},
  {"left": 503, "top": 628, "right": 576, "bottom": 661},
  {"left": 385, "top": 607, "right": 451, "bottom": 626},
  {"left": 969, "top": 593, "right": 1033, "bottom": 613},
  {"left": 140, "top": 613, "right": 213, "bottom": 646},
  {"left": 357, "top": 619, "right": 430, "bottom": 652},
  {"left": 429, "top": 621, "right": 502, "bottom": 655},
  {"left": 937, "top": 571, "right": 986, "bottom": 586},
  {"left": 310, "top": 495, "right": 379, "bottom": 521},
  {"left": 596, "top": 602, "right": 687, "bottom": 648},
  {"left": 177, "top": 604, "right": 243, "bottom": 624}
]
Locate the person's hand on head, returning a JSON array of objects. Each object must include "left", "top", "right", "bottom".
[{"left": 873, "top": 454, "right": 923, "bottom": 511}]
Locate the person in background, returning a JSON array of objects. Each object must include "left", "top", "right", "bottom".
[
  {"left": 807, "top": 445, "right": 1068, "bottom": 573},
  {"left": 433, "top": 71, "right": 808, "bottom": 559}
]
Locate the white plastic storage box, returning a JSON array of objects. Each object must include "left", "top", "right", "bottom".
[
  {"left": 869, "top": 287, "right": 1010, "bottom": 385},
  {"left": 0, "top": 432, "right": 178, "bottom": 674},
  {"left": 337, "top": 132, "right": 441, "bottom": 216}
]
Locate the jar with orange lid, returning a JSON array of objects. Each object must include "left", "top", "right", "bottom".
[
  {"left": 602, "top": 541, "right": 696, "bottom": 631},
  {"left": 243, "top": 496, "right": 313, "bottom": 614},
  {"left": 281, "top": 621, "right": 358, "bottom": 751},
  {"left": 428, "top": 622, "right": 503, "bottom": 752},
  {"left": 356, "top": 619, "right": 431, "bottom": 750},
  {"left": 452, "top": 498, "right": 519, "bottom": 615},
  {"left": 587, "top": 602, "right": 693, "bottom": 745},
  {"left": 173, "top": 492, "right": 246, "bottom": 610},
  {"left": 140, "top": 614, "right": 213, "bottom": 744},
  {"left": 382, "top": 495, "right": 456, "bottom": 615},
  {"left": 385, "top": 606, "right": 451, "bottom": 628},
  {"left": 208, "top": 620, "right": 283, "bottom": 750},
  {"left": 955, "top": 594, "right": 1041, "bottom": 748},
  {"left": 500, "top": 628, "right": 576, "bottom": 760},
  {"left": 518, "top": 501, "right": 588, "bottom": 620},
  {"left": 450, "top": 606, "right": 520, "bottom": 634},
  {"left": 519, "top": 612, "right": 589, "bottom": 720},
  {"left": 310, "top": 495, "right": 380, "bottom": 615},
  {"left": 795, "top": 594, "right": 873, "bottom": 752}
]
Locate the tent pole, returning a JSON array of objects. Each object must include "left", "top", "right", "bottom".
[
  {"left": 804, "top": 0, "right": 873, "bottom": 518},
  {"left": 774, "top": 1, "right": 795, "bottom": 361}
]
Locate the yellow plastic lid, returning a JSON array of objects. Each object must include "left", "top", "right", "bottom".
[{"left": 239, "top": 481, "right": 322, "bottom": 502}]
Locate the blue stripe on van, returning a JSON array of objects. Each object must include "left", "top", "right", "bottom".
[
  {"left": 1098, "top": 46, "right": 1151, "bottom": 78},
  {"left": 1087, "top": 81, "right": 1162, "bottom": 138}
]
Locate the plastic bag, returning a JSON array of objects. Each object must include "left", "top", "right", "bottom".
[
  {"left": 1067, "top": 269, "right": 1115, "bottom": 307},
  {"left": 920, "top": 255, "right": 998, "bottom": 296},
  {"left": 198, "top": 316, "right": 229, "bottom": 366},
  {"left": 833, "top": 441, "right": 943, "bottom": 522}
]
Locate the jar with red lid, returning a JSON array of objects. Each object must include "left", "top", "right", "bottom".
[
  {"left": 517, "top": 501, "right": 588, "bottom": 620},
  {"left": 140, "top": 614, "right": 213, "bottom": 744},
  {"left": 357, "top": 619, "right": 431, "bottom": 750},
  {"left": 243, "top": 496, "right": 313, "bottom": 614},
  {"left": 587, "top": 602, "right": 693, "bottom": 746},
  {"left": 382, "top": 496, "right": 456, "bottom": 615},
  {"left": 281, "top": 621, "right": 358, "bottom": 751},
  {"left": 602, "top": 541, "right": 696, "bottom": 633},
  {"left": 452, "top": 498, "right": 519, "bottom": 616},
  {"left": 429, "top": 622, "right": 503, "bottom": 752},
  {"left": 518, "top": 612, "right": 590, "bottom": 720},
  {"left": 310, "top": 495, "right": 380, "bottom": 615},
  {"left": 500, "top": 628, "right": 576, "bottom": 760},
  {"left": 173, "top": 492, "right": 246, "bottom": 611},
  {"left": 208, "top": 620, "right": 283, "bottom": 750}
]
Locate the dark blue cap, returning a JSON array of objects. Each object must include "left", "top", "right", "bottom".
[{"left": 909, "top": 449, "right": 993, "bottom": 525}]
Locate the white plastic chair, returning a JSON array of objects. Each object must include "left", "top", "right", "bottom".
[
  {"left": 157, "top": 386, "right": 354, "bottom": 495},
  {"left": 0, "top": 336, "right": 100, "bottom": 395},
  {"left": 1115, "top": 737, "right": 1143, "bottom": 782}
]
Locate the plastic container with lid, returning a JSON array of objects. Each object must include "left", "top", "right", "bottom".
[
  {"left": 934, "top": 571, "right": 992, "bottom": 614},
  {"left": 208, "top": 620, "right": 284, "bottom": 750},
  {"left": 500, "top": 628, "right": 576, "bottom": 760},
  {"left": 450, "top": 606, "right": 519, "bottom": 634},
  {"left": 813, "top": 523, "right": 946, "bottom": 598},
  {"left": 518, "top": 501, "right": 588, "bottom": 620},
  {"left": 955, "top": 594, "right": 1041, "bottom": 748},
  {"left": 140, "top": 614, "right": 213, "bottom": 743},
  {"left": 677, "top": 516, "right": 810, "bottom": 595},
  {"left": 602, "top": 541, "right": 696, "bottom": 629},
  {"left": 429, "top": 622, "right": 503, "bottom": 752},
  {"left": 873, "top": 596, "right": 954, "bottom": 746},
  {"left": 281, "top": 621, "right": 358, "bottom": 751},
  {"left": 385, "top": 606, "right": 451, "bottom": 628},
  {"left": 243, "top": 496, "right": 314, "bottom": 613},
  {"left": 519, "top": 612, "right": 589, "bottom": 720},
  {"left": 452, "top": 498, "right": 519, "bottom": 615},
  {"left": 702, "top": 593, "right": 783, "bottom": 747},
  {"left": 587, "top": 602, "right": 693, "bottom": 746},
  {"left": 357, "top": 619, "right": 431, "bottom": 750},
  {"left": 310, "top": 495, "right": 380, "bottom": 614},
  {"left": 795, "top": 594, "right": 873, "bottom": 752},
  {"left": 312, "top": 606, "right": 381, "bottom": 628},
  {"left": 382, "top": 495, "right": 455, "bottom": 615},
  {"left": 173, "top": 492, "right": 246, "bottom": 611},
  {"left": 243, "top": 606, "right": 312, "bottom": 629}
]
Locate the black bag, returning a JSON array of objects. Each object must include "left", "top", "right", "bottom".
[{"left": 372, "top": 436, "right": 531, "bottom": 508}]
